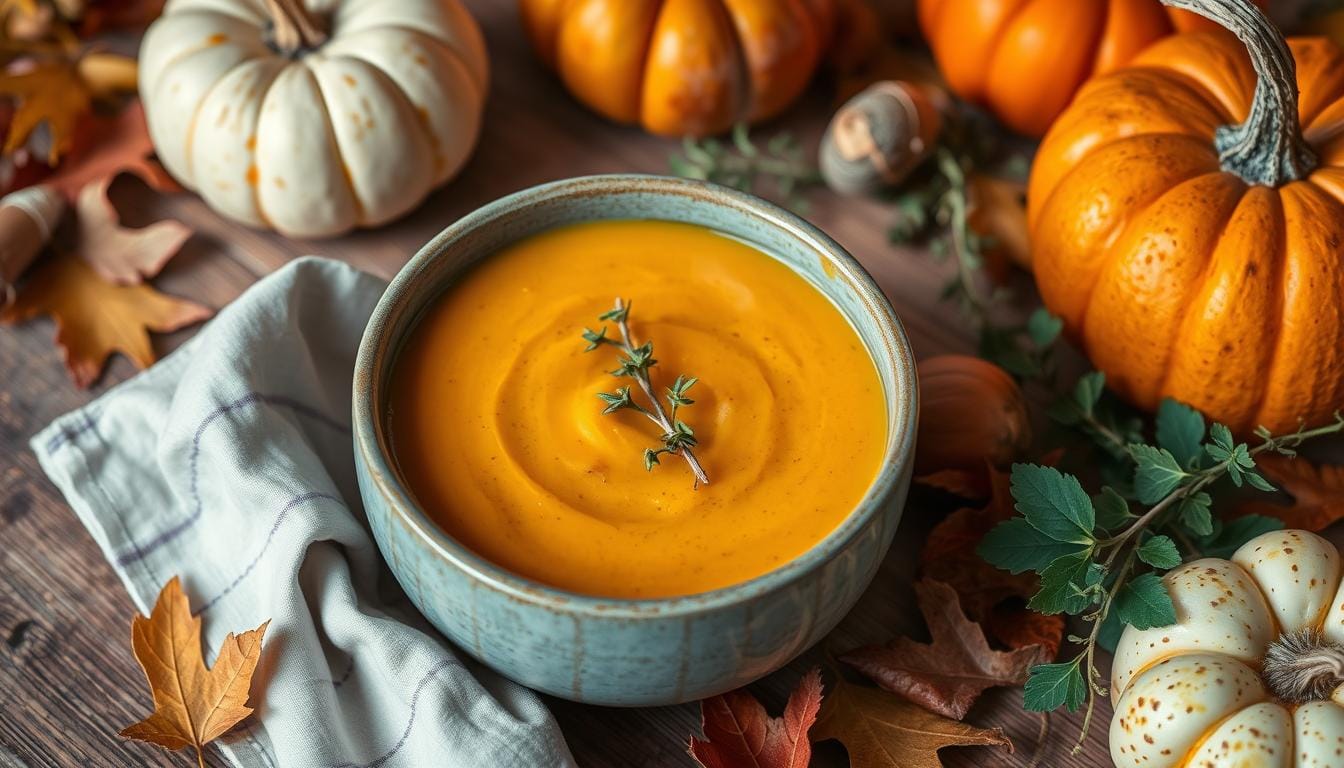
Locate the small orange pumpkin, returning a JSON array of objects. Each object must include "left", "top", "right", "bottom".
[
  {"left": 916, "top": 0, "right": 1266, "bottom": 137},
  {"left": 1028, "top": 0, "right": 1344, "bottom": 434},
  {"left": 518, "top": 0, "right": 835, "bottom": 137}
]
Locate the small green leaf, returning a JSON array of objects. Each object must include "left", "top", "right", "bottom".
[
  {"left": 643, "top": 448, "right": 662, "bottom": 471},
  {"left": 1199, "top": 515, "right": 1284, "bottom": 559},
  {"left": 1030, "top": 551, "right": 1102, "bottom": 615},
  {"left": 1093, "top": 487, "right": 1133, "bottom": 532},
  {"left": 1177, "top": 492, "right": 1214, "bottom": 537},
  {"left": 1137, "top": 535, "right": 1182, "bottom": 569},
  {"left": 1011, "top": 464, "right": 1096, "bottom": 545},
  {"left": 1113, "top": 572, "right": 1178, "bottom": 630},
  {"left": 1156, "top": 399, "right": 1205, "bottom": 469},
  {"left": 1027, "top": 309, "right": 1063, "bottom": 348},
  {"left": 978, "top": 519, "right": 1088, "bottom": 575},
  {"left": 1024, "top": 660, "right": 1087, "bottom": 712},
  {"left": 1209, "top": 423, "right": 1235, "bottom": 451},
  {"left": 1073, "top": 372, "right": 1106, "bottom": 415},
  {"left": 1245, "top": 471, "right": 1277, "bottom": 493},
  {"left": 1130, "top": 445, "right": 1188, "bottom": 504}
]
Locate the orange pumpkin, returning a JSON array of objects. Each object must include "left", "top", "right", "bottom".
[
  {"left": 519, "top": 0, "right": 836, "bottom": 137},
  {"left": 1028, "top": 0, "right": 1344, "bottom": 435},
  {"left": 916, "top": 0, "right": 1266, "bottom": 137}
]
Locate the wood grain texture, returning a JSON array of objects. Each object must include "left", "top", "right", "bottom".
[{"left": 0, "top": 2, "right": 1112, "bottom": 766}]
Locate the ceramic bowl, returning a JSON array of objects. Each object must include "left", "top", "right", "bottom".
[{"left": 352, "top": 174, "right": 918, "bottom": 706}]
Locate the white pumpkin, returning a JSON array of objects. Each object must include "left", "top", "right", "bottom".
[
  {"left": 1111, "top": 529, "right": 1344, "bottom": 768},
  {"left": 139, "top": 0, "right": 487, "bottom": 238}
]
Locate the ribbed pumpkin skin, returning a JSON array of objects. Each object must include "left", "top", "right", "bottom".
[
  {"left": 915, "top": 0, "right": 1263, "bottom": 137},
  {"left": 519, "top": 0, "right": 835, "bottom": 137},
  {"left": 1027, "top": 30, "right": 1344, "bottom": 435}
]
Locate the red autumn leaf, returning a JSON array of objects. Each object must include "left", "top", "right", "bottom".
[
  {"left": 841, "top": 580, "right": 1050, "bottom": 720},
  {"left": 1235, "top": 455, "right": 1344, "bottom": 532},
  {"left": 983, "top": 606, "right": 1064, "bottom": 658},
  {"left": 75, "top": 176, "right": 190, "bottom": 284},
  {"left": 42, "top": 100, "right": 178, "bottom": 201},
  {"left": 689, "top": 668, "right": 822, "bottom": 768},
  {"left": 914, "top": 467, "right": 992, "bottom": 500}
]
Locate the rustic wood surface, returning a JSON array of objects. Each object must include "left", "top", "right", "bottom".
[{"left": 0, "top": 3, "right": 1119, "bottom": 766}]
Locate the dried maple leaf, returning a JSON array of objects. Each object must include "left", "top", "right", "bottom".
[
  {"left": 43, "top": 100, "right": 177, "bottom": 201},
  {"left": 0, "top": 58, "right": 91, "bottom": 164},
  {"left": 76, "top": 176, "right": 190, "bottom": 283},
  {"left": 1234, "top": 455, "right": 1344, "bottom": 532},
  {"left": 812, "top": 678, "right": 1011, "bottom": 768},
  {"left": 120, "top": 577, "right": 269, "bottom": 768},
  {"left": 918, "top": 467, "right": 1065, "bottom": 656},
  {"left": 689, "top": 668, "right": 823, "bottom": 768},
  {"left": 841, "top": 580, "right": 1049, "bottom": 720},
  {"left": 0, "top": 251, "right": 210, "bottom": 386}
]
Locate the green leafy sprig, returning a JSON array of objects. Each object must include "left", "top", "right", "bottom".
[
  {"left": 670, "top": 124, "right": 821, "bottom": 211},
  {"left": 582, "top": 298, "right": 710, "bottom": 487},
  {"left": 979, "top": 390, "right": 1344, "bottom": 750}
]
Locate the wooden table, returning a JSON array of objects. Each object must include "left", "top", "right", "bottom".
[{"left": 0, "top": 3, "right": 1112, "bottom": 765}]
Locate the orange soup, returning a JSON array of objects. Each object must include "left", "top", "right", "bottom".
[{"left": 390, "top": 220, "right": 886, "bottom": 598}]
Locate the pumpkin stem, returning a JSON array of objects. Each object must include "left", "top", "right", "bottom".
[
  {"left": 263, "top": 0, "right": 326, "bottom": 55},
  {"left": 1161, "top": 0, "right": 1316, "bottom": 186},
  {"left": 1261, "top": 629, "right": 1344, "bottom": 703}
]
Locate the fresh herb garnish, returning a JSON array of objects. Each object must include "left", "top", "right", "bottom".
[
  {"left": 979, "top": 394, "right": 1344, "bottom": 751},
  {"left": 670, "top": 123, "right": 821, "bottom": 212},
  {"left": 582, "top": 298, "right": 710, "bottom": 487}
]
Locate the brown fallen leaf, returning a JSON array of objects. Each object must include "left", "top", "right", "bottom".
[
  {"left": 812, "top": 677, "right": 1011, "bottom": 768},
  {"left": 841, "top": 580, "right": 1050, "bottom": 720},
  {"left": 1234, "top": 455, "right": 1344, "bottom": 532},
  {"left": 76, "top": 175, "right": 190, "bottom": 283},
  {"left": 43, "top": 100, "right": 177, "bottom": 201},
  {"left": 918, "top": 467, "right": 1065, "bottom": 656},
  {"left": 689, "top": 668, "right": 823, "bottom": 768},
  {"left": 967, "top": 174, "right": 1030, "bottom": 277},
  {"left": 914, "top": 467, "right": 993, "bottom": 500},
  {"left": 0, "top": 58, "right": 91, "bottom": 164},
  {"left": 120, "top": 577, "right": 269, "bottom": 768},
  {"left": 0, "top": 251, "right": 210, "bottom": 386}
]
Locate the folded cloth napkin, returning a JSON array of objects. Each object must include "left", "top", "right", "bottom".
[{"left": 33, "top": 257, "right": 577, "bottom": 768}]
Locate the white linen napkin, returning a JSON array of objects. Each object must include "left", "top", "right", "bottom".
[{"left": 32, "top": 257, "right": 577, "bottom": 768}]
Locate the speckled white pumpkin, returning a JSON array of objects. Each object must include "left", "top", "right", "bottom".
[
  {"left": 1111, "top": 530, "right": 1344, "bottom": 767},
  {"left": 139, "top": 0, "right": 488, "bottom": 238}
]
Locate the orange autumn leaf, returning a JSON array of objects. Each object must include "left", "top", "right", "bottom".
[
  {"left": 120, "top": 577, "right": 269, "bottom": 768},
  {"left": 812, "top": 678, "right": 1011, "bottom": 768},
  {"left": 44, "top": 100, "right": 178, "bottom": 201},
  {"left": 0, "top": 58, "right": 91, "bottom": 164},
  {"left": 1235, "top": 455, "right": 1344, "bottom": 532},
  {"left": 76, "top": 175, "right": 190, "bottom": 283},
  {"left": 689, "top": 668, "right": 823, "bottom": 768},
  {"left": 841, "top": 580, "right": 1050, "bottom": 721},
  {"left": 0, "top": 252, "right": 210, "bottom": 386}
]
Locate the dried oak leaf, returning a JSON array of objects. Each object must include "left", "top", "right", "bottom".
[
  {"left": 0, "top": 251, "right": 210, "bottom": 386},
  {"left": 918, "top": 467, "right": 1065, "bottom": 656},
  {"left": 812, "top": 678, "right": 1011, "bottom": 768},
  {"left": 43, "top": 100, "right": 178, "bottom": 201},
  {"left": 0, "top": 58, "right": 91, "bottom": 164},
  {"left": 76, "top": 175, "right": 190, "bottom": 283},
  {"left": 689, "top": 667, "right": 822, "bottom": 768},
  {"left": 1234, "top": 455, "right": 1344, "bottom": 532},
  {"left": 841, "top": 580, "right": 1050, "bottom": 720},
  {"left": 120, "top": 577, "right": 269, "bottom": 767}
]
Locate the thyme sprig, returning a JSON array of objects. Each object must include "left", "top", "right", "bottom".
[
  {"left": 979, "top": 387, "right": 1344, "bottom": 751},
  {"left": 582, "top": 298, "right": 710, "bottom": 487},
  {"left": 670, "top": 123, "right": 821, "bottom": 211}
]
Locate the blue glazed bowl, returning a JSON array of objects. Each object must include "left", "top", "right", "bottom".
[{"left": 352, "top": 174, "right": 918, "bottom": 706}]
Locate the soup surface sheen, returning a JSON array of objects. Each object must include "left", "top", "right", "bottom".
[{"left": 391, "top": 220, "right": 886, "bottom": 598}]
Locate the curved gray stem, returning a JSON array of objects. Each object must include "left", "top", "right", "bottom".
[{"left": 1161, "top": 0, "right": 1316, "bottom": 186}]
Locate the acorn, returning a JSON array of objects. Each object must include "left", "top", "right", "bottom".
[{"left": 820, "top": 79, "right": 944, "bottom": 196}]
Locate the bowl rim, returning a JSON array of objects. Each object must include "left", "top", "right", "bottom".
[{"left": 353, "top": 173, "right": 918, "bottom": 620}]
